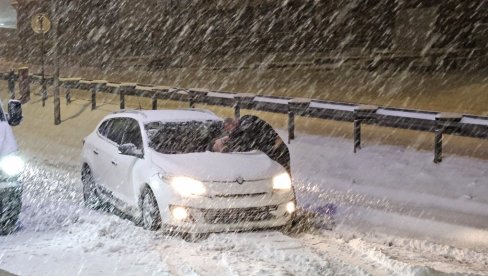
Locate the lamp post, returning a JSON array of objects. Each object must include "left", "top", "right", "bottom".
[{"left": 30, "top": 13, "right": 51, "bottom": 107}]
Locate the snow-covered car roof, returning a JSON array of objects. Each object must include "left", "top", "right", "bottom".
[{"left": 106, "top": 109, "right": 222, "bottom": 123}]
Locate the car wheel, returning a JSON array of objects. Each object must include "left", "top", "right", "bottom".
[
  {"left": 0, "top": 188, "right": 22, "bottom": 235},
  {"left": 81, "top": 165, "right": 102, "bottom": 209},
  {"left": 141, "top": 188, "right": 161, "bottom": 231},
  {"left": 0, "top": 216, "right": 18, "bottom": 235}
]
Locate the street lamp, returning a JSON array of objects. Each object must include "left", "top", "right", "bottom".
[{"left": 30, "top": 13, "right": 51, "bottom": 107}]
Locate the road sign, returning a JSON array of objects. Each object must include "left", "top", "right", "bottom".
[{"left": 31, "top": 13, "right": 51, "bottom": 34}]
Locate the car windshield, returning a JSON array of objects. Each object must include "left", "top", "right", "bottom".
[{"left": 145, "top": 120, "right": 224, "bottom": 154}]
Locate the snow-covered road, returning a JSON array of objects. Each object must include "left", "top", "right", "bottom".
[
  {"left": 0, "top": 162, "right": 482, "bottom": 275},
  {"left": 0, "top": 92, "right": 487, "bottom": 275},
  {"left": 0, "top": 151, "right": 486, "bottom": 275}
]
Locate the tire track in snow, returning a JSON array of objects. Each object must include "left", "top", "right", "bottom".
[
  {"left": 346, "top": 238, "right": 447, "bottom": 276},
  {"left": 157, "top": 233, "right": 300, "bottom": 276},
  {"left": 194, "top": 231, "right": 370, "bottom": 276},
  {"left": 158, "top": 240, "right": 235, "bottom": 276},
  {"left": 348, "top": 233, "right": 488, "bottom": 275},
  {"left": 206, "top": 232, "right": 318, "bottom": 276},
  {"left": 302, "top": 231, "right": 488, "bottom": 276},
  {"left": 300, "top": 233, "right": 391, "bottom": 276}
]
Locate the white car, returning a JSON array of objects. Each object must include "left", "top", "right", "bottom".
[
  {"left": 81, "top": 109, "right": 296, "bottom": 235},
  {"left": 0, "top": 99, "right": 25, "bottom": 235}
]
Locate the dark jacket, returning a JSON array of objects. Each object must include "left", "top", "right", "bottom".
[{"left": 225, "top": 115, "right": 290, "bottom": 173}]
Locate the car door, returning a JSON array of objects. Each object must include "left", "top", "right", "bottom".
[
  {"left": 99, "top": 117, "right": 126, "bottom": 198},
  {"left": 89, "top": 119, "right": 115, "bottom": 189},
  {"left": 107, "top": 118, "right": 143, "bottom": 207}
]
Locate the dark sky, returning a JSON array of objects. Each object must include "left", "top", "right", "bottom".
[{"left": 0, "top": 0, "right": 16, "bottom": 28}]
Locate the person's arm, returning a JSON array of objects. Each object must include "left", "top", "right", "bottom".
[{"left": 212, "top": 136, "right": 229, "bottom": 152}]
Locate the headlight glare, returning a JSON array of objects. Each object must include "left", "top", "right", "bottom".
[
  {"left": 286, "top": 201, "right": 296, "bottom": 213},
  {"left": 0, "top": 154, "right": 24, "bottom": 177},
  {"left": 273, "top": 173, "right": 292, "bottom": 191},
  {"left": 171, "top": 206, "right": 189, "bottom": 221},
  {"left": 170, "top": 176, "right": 206, "bottom": 197}
]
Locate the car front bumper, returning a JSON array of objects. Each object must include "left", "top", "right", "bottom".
[
  {"left": 163, "top": 192, "right": 295, "bottom": 234},
  {"left": 0, "top": 178, "right": 22, "bottom": 190},
  {"left": 0, "top": 179, "right": 22, "bottom": 222}
]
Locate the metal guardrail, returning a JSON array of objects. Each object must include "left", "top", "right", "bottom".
[{"left": 2, "top": 71, "right": 488, "bottom": 163}]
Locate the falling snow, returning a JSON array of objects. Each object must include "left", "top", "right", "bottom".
[{"left": 1, "top": 1, "right": 488, "bottom": 275}]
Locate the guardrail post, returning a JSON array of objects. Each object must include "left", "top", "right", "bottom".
[
  {"left": 65, "top": 86, "right": 71, "bottom": 104},
  {"left": 91, "top": 84, "right": 96, "bottom": 109},
  {"left": 18, "top": 67, "right": 30, "bottom": 103},
  {"left": 91, "top": 80, "right": 107, "bottom": 110},
  {"left": 151, "top": 86, "right": 171, "bottom": 110},
  {"left": 119, "top": 83, "right": 136, "bottom": 110},
  {"left": 434, "top": 128, "right": 443, "bottom": 163},
  {"left": 188, "top": 88, "right": 209, "bottom": 108},
  {"left": 59, "top": 78, "right": 81, "bottom": 106},
  {"left": 287, "top": 98, "right": 311, "bottom": 143},
  {"left": 79, "top": 79, "right": 94, "bottom": 109},
  {"left": 354, "top": 119, "right": 361, "bottom": 153},
  {"left": 288, "top": 110, "right": 295, "bottom": 143},
  {"left": 234, "top": 101, "right": 241, "bottom": 118},
  {"left": 151, "top": 94, "right": 158, "bottom": 110},
  {"left": 434, "top": 112, "right": 462, "bottom": 163},
  {"left": 8, "top": 70, "right": 15, "bottom": 99},
  {"left": 353, "top": 105, "right": 378, "bottom": 153},
  {"left": 233, "top": 93, "right": 256, "bottom": 119},
  {"left": 120, "top": 88, "right": 125, "bottom": 109}
]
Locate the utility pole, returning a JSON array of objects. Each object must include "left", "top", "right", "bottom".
[
  {"left": 53, "top": 13, "right": 61, "bottom": 125},
  {"left": 40, "top": 29, "right": 47, "bottom": 106},
  {"left": 30, "top": 13, "right": 51, "bottom": 107}
]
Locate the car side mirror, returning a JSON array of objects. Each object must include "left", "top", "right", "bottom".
[
  {"left": 118, "top": 143, "right": 143, "bottom": 158},
  {"left": 7, "top": 100, "right": 23, "bottom": 126}
]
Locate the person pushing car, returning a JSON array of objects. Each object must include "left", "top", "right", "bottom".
[{"left": 213, "top": 115, "right": 291, "bottom": 174}]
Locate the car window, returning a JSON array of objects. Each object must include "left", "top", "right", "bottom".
[
  {"left": 97, "top": 119, "right": 111, "bottom": 137},
  {"left": 121, "top": 118, "right": 143, "bottom": 149},
  {"left": 146, "top": 120, "right": 223, "bottom": 154},
  {"left": 105, "top": 118, "right": 126, "bottom": 145}
]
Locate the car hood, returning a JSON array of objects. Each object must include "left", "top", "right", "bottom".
[{"left": 151, "top": 150, "right": 284, "bottom": 182}]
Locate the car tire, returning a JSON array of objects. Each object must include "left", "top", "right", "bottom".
[
  {"left": 81, "top": 165, "right": 103, "bottom": 210},
  {"left": 0, "top": 188, "right": 22, "bottom": 235},
  {"left": 0, "top": 216, "right": 18, "bottom": 235},
  {"left": 140, "top": 187, "right": 162, "bottom": 231}
]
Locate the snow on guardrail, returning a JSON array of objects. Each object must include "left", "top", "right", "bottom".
[{"left": 2, "top": 70, "right": 488, "bottom": 161}]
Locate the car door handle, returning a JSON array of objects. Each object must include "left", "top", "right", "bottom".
[
  {"left": 111, "top": 159, "right": 118, "bottom": 166},
  {"left": 93, "top": 149, "right": 99, "bottom": 155}
]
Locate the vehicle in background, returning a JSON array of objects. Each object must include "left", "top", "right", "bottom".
[
  {"left": 81, "top": 109, "right": 295, "bottom": 239},
  {"left": 0, "top": 99, "right": 25, "bottom": 235}
]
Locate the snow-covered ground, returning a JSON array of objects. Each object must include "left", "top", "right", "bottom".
[
  {"left": 292, "top": 133, "right": 488, "bottom": 249},
  {"left": 0, "top": 89, "right": 487, "bottom": 275}
]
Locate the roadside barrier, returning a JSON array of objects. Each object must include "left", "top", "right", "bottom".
[{"left": 1, "top": 70, "right": 488, "bottom": 163}]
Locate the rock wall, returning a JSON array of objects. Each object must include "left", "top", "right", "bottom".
[
  {"left": 10, "top": 0, "right": 488, "bottom": 69},
  {"left": 0, "top": 28, "right": 17, "bottom": 57}
]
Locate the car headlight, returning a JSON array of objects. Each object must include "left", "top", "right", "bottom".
[
  {"left": 0, "top": 154, "right": 25, "bottom": 177},
  {"left": 169, "top": 176, "right": 206, "bottom": 197},
  {"left": 273, "top": 172, "right": 292, "bottom": 191}
]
